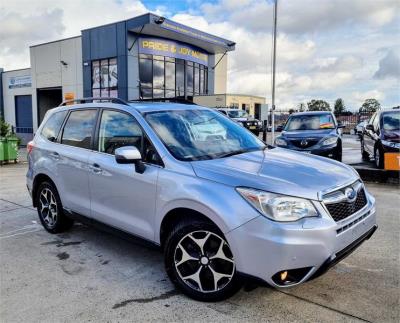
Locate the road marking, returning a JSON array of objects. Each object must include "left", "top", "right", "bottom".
[{"left": 0, "top": 223, "right": 42, "bottom": 239}]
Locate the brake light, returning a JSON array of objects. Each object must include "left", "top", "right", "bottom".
[{"left": 27, "top": 141, "right": 35, "bottom": 154}]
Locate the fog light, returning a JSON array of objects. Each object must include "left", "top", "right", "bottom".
[
  {"left": 272, "top": 267, "right": 313, "bottom": 286},
  {"left": 280, "top": 271, "right": 288, "bottom": 281}
]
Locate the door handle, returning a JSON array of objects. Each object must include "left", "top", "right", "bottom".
[
  {"left": 89, "top": 163, "right": 102, "bottom": 174},
  {"left": 50, "top": 152, "right": 60, "bottom": 160}
]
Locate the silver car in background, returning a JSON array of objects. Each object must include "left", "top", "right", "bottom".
[{"left": 27, "top": 98, "right": 377, "bottom": 301}]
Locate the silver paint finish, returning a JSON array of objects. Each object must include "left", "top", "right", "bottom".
[{"left": 27, "top": 102, "right": 377, "bottom": 285}]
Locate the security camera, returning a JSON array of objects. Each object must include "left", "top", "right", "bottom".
[{"left": 154, "top": 16, "right": 165, "bottom": 24}]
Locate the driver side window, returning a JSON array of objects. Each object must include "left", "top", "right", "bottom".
[
  {"left": 98, "top": 110, "right": 142, "bottom": 155},
  {"left": 97, "top": 110, "right": 162, "bottom": 165}
]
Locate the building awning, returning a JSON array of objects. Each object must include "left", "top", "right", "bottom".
[{"left": 126, "top": 13, "right": 235, "bottom": 54}]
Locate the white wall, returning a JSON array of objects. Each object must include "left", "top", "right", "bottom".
[
  {"left": 30, "top": 36, "right": 83, "bottom": 130},
  {"left": 2, "top": 69, "right": 32, "bottom": 128}
]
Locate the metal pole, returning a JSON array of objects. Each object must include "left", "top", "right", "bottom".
[{"left": 271, "top": 0, "right": 278, "bottom": 143}]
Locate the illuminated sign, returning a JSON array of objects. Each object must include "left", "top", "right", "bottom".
[{"left": 139, "top": 37, "right": 208, "bottom": 65}]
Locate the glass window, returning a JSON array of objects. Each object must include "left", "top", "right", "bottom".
[
  {"left": 98, "top": 110, "right": 143, "bottom": 155},
  {"left": 153, "top": 59, "right": 164, "bottom": 90},
  {"left": 186, "top": 62, "right": 193, "bottom": 96},
  {"left": 92, "top": 58, "right": 118, "bottom": 97},
  {"left": 61, "top": 110, "right": 97, "bottom": 149},
  {"left": 284, "top": 114, "right": 335, "bottom": 131},
  {"left": 200, "top": 68, "right": 204, "bottom": 94},
  {"left": 382, "top": 112, "right": 400, "bottom": 131},
  {"left": 41, "top": 110, "right": 68, "bottom": 142},
  {"left": 194, "top": 64, "right": 200, "bottom": 95},
  {"left": 176, "top": 60, "right": 185, "bottom": 98},
  {"left": 165, "top": 61, "right": 175, "bottom": 92},
  {"left": 139, "top": 57, "right": 152, "bottom": 88},
  {"left": 145, "top": 109, "right": 265, "bottom": 161}
]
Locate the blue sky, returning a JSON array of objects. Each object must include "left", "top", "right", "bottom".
[{"left": 1, "top": 0, "right": 399, "bottom": 110}]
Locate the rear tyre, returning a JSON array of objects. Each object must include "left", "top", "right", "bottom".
[
  {"left": 36, "top": 181, "right": 73, "bottom": 234},
  {"left": 361, "top": 139, "right": 370, "bottom": 161},
  {"left": 164, "top": 220, "right": 242, "bottom": 302},
  {"left": 374, "top": 145, "right": 384, "bottom": 169}
]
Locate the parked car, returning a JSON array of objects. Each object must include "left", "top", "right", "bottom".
[
  {"left": 27, "top": 98, "right": 377, "bottom": 301},
  {"left": 218, "top": 108, "right": 263, "bottom": 134},
  {"left": 355, "top": 121, "right": 367, "bottom": 137},
  {"left": 361, "top": 109, "right": 400, "bottom": 169},
  {"left": 274, "top": 111, "right": 344, "bottom": 161}
]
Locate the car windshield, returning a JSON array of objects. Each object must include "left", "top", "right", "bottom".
[
  {"left": 382, "top": 112, "right": 400, "bottom": 131},
  {"left": 284, "top": 114, "right": 335, "bottom": 131},
  {"left": 144, "top": 109, "right": 265, "bottom": 161},
  {"left": 227, "top": 110, "right": 248, "bottom": 118}
]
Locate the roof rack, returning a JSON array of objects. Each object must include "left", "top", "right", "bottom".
[{"left": 59, "top": 97, "right": 130, "bottom": 107}]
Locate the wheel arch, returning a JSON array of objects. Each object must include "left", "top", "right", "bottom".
[
  {"left": 159, "top": 207, "right": 224, "bottom": 248},
  {"left": 32, "top": 173, "right": 57, "bottom": 207}
]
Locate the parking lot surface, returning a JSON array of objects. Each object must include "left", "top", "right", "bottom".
[{"left": 1, "top": 163, "right": 399, "bottom": 322}]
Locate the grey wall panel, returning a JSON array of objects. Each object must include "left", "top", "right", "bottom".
[{"left": 90, "top": 24, "right": 117, "bottom": 60}]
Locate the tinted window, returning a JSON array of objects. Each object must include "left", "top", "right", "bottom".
[
  {"left": 145, "top": 109, "right": 265, "bottom": 161},
  {"left": 98, "top": 110, "right": 142, "bottom": 155},
  {"left": 382, "top": 112, "right": 400, "bottom": 131},
  {"left": 285, "top": 114, "right": 335, "bottom": 131},
  {"left": 41, "top": 110, "right": 67, "bottom": 141},
  {"left": 61, "top": 110, "right": 97, "bottom": 149}
]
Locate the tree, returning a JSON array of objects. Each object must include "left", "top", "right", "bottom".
[
  {"left": 288, "top": 108, "right": 295, "bottom": 114},
  {"left": 307, "top": 99, "right": 331, "bottom": 111},
  {"left": 359, "top": 98, "right": 381, "bottom": 113},
  {"left": 333, "top": 98, "right": 346, "bottom": 115}
]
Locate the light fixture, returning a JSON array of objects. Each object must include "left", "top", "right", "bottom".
[
  {"left": 60, "top": 60, "right": 68, "bottom": 66},
  {"left": 154, "top": 16, "right": 165, "bottom": 24}
]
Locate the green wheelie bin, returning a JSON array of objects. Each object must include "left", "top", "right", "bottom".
[
  {"left": 4, "top": 137, "right": 19, "bottom": 163},
  {"left": 0, "top": 137, "right": 6, "bottom": 165}
]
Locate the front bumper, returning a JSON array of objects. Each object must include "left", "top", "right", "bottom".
[{"left": 226, "top": 190, "right": 377, "bottom": 287}]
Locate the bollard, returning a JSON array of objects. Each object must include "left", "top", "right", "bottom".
[{"left": 262, "top": 120, "right": 267, "bottom": 143}]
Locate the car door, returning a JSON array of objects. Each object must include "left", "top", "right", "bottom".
[
  {"left": 88, "top": 109, "right": 160, "bottom": 241},
  {"left": 57, "top": 109, "right": 98, "bottom": 216},
  {"left": 364, "top": 113, "right": 377, "bottom": 154}
]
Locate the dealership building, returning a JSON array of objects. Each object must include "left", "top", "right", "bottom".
[{"left": 0, "top": 13, "right": 266, "bottom": 144}]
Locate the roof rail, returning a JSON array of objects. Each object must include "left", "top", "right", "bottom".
[{"left": 59, "top": 97, "right": 130, "bottom": 107}]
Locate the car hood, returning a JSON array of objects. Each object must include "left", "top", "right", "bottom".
[
  {"left": 191, "top": 148, "right": 358, "bottom": 201},
  {"left": 281, "top": 129, "right": 335, "bottom": 139}
]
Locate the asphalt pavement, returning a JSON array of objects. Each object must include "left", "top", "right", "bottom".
[{"left": 0, "top": 162, "right": 399, "bottom": 322}]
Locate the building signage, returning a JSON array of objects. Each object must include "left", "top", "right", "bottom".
[
  {"left": 159, "top": 20, "right": 228, "bottom": 48},
  {"left": 8, "top": 75, "right": 31, "bottom": 89},
  {"left": 139, "top": 37, "right": 208, "bottom": 65}
]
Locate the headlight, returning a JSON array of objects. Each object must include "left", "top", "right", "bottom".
[
  {"left": 236, "top": 187, "right": 318, "bottom": 222},
  {"left": 258, "top": 121, "right": 263, "bottom": 126},
  {"left": 381, "top": 140, "right": 400, "bottom": 149},
  {"left": 322, "top": 137, "right": 337, "bottom": 146},
  {"left": 275, "top": 137, "right": 287, "bottom": 146}
]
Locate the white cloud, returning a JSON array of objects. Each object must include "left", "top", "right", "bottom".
[
  {"left": 0, "top": 0, "right": 398, "bottom": 109},
  {"left": 374, "top": 49, "right": 400, "bottom": 80}
]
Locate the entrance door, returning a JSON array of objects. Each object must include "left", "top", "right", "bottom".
[
  {"left": 15, "top": 95, "right": 33, "bottom": 144},
  {"left": 37, "top": 88, "right": 62, "bottom": 126}
]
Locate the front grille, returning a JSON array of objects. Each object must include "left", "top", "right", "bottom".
[
  {"left": 326, "top": 188, "right": 367, "bottom": 222},
  {"left": 290, "top": 138, "right": 319, "bottom": 149}
]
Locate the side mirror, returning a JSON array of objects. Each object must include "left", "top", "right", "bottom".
[
  {"left": 337, "top": 122, "right": 345, "bottom": 129},
  {"left": 365, "top": 124, "right": 374, "bottom": 131},
  {"left": 115, "top": 146, "right": 146, "bottom": 174}
]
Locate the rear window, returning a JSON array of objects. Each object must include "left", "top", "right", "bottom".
[
  {"left": 41, "top": 110, "right": 68, "bottom": 142},
  {"left": 61, "top": 110, "right": 97, "bottom": 149}
]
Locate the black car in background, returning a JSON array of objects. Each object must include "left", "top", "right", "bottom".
[
  {"left": 361, "top": 109, "right": 400, "bottom": 169},
  {"left": 218, "top": 108, "right": 263, "bottom": 134},
  {"left": 274, "top": 111, "right": 344, "bottom": 161}
]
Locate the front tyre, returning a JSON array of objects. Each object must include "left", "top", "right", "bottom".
[
  {"left": 374, "top": 145, "right": 384, "bottom": 169},
  {"left": 164, "top": 221, "right": 242, "bottom": 301},
  {"left": 36, "top": 181, "right": 73, "bottom": 234}
]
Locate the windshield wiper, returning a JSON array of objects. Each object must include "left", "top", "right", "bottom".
[{"left": 215, "top": 148, "right": 255, "bottom": 158}]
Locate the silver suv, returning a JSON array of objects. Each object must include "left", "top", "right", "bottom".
[{"left": 27, "top": 98, "right": 377, "bottom": 301}]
